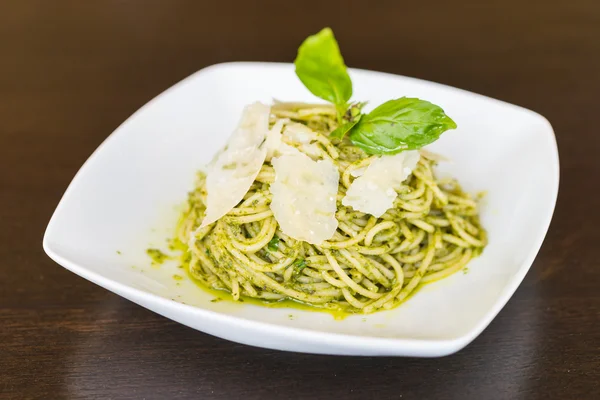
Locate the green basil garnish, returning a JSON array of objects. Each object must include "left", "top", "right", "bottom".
[
  {"left": 267, "top": 236, "right": 280, "bottom": 252},
  {"left": 349, "top": 98, "right": 457, "bottom": 155},
  {"left": 294, "top": 28, "right": 353, "bottom": 119},
  {"left": 293, "top": 29, "right": 457, "bottom": 154}
]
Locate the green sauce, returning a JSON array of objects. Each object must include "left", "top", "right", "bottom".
[
  {"left": 146, "top": 248, "right": 169, "bottom": 265},
  {"left": 168, "top": 238, "right": 188, "bottom": 252},
  {"left": 184, "top": 266, "right": 351, "bottom": 320},
  {"left": 176, "top": 244, "right": 473, "bottom": 319},
  {"left": 165, "top": 201, "right": 480, "bottom": 317}
]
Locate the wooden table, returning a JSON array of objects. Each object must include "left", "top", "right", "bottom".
[{"left": 1, "top": 1, "right": 599, "bottom": 398}]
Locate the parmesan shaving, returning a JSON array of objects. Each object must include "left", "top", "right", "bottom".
[
  {"left": 342, "top": 151, "right": 420, "bottom": 217},
  {"left": 270, "top": 148, "right": 339, "bottom": 244},
  {"left": 197, "top": 102, "right": 271, "bottom": 230}
]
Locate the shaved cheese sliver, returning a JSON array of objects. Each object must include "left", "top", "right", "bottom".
[
  {"left": 270, "top": 148, "right": 339, "bottom": 244},
  {"left": 342, "top": 150, "right": 420, "bottom": 217},
  {"left": 283, "top": 122, "right": 314, "bottom": 143},
  {"left": 282, "top": 123, "right": 322, "bottom": 159},
  {"left": 197, "top": 102, "right": 271, "bottom": 230},
  {"left": 264, "top": 118, "right": 287, "bottom": 161}
]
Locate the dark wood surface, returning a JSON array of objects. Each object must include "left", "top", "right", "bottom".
[{"left": 1, "top": 1, "right": 599, "bottom": 399}]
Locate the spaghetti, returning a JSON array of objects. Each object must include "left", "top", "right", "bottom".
[{"left": 175, "top": 102, "right": 486, "bottom": 314}]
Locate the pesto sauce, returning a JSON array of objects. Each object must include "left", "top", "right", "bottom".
[
  {"left": 146, "top": 248, "right": 169, "bottom": 265},
  {"left": 177, "top": 242, "right": 471, "bottom": 319},
  {"left": 169, "top": 191, "right": 479, "bottom": 317},
  {"left": 183, "top": 263, "right": 351, "bottom": 320},
  {"left": 168, "top": 238, "right": 188, "bottom": 252}
]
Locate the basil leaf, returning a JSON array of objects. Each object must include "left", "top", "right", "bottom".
[
  {"left": 267, "top": 236, "right": 280, "bottom": 252},
  {"left": 294, "top": 28, "right": 352, "bottom": 108},
  {"left": 329, "top": 114, "right": 362, "bottom": 140},
  {"left": 292, "top": 259, "right": 307, "bottom": 280},
  {"left": 349, "top": 97, "right": 457, "bottom": 155},
  {"left": 293, "top": 258, "right": 307, "bottom": 271}
]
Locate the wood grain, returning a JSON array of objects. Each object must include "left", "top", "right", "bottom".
[{"left": 1, "top": 1, "right": 599, "bottom": 399}]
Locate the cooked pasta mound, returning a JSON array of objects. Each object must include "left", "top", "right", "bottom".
[{"left": 175, "top": 102, "right": 486, "bottom": 314}]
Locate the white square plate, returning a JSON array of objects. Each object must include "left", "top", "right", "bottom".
[{"left": 43, "top": 62, "right": 559, "bottom": 357}]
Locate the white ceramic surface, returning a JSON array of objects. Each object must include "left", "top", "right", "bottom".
[{"left": 43, "top": 62, "right": 559, "bottom": 357}]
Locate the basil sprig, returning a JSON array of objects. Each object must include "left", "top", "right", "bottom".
[{"left": 293, "top": 28, "right": 457, "bottom": 155}]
